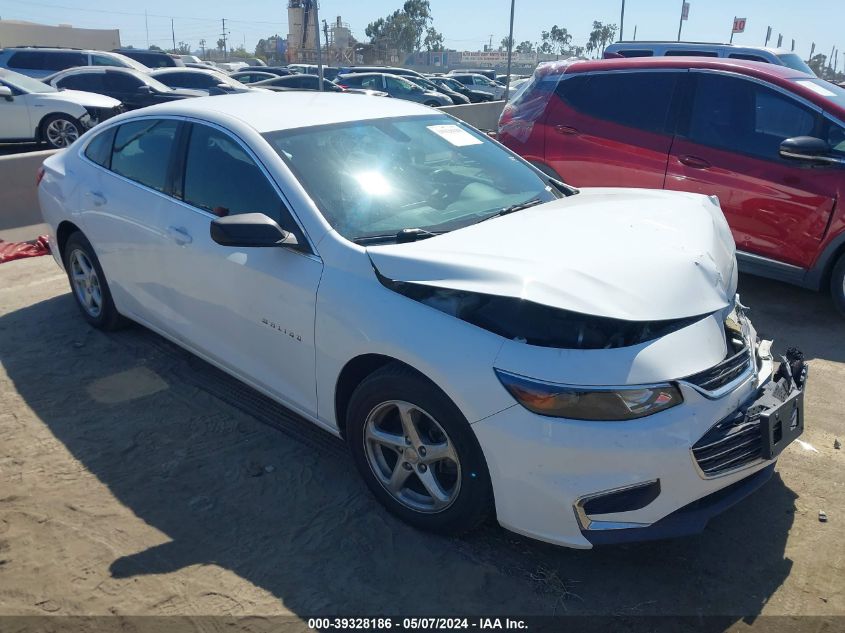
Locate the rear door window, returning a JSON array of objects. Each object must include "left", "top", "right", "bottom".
[
  {"left": 56, "top": 73, "right": 106, "bottom": 92},
  {"left": 42, "top": 52, "right": 87, "bottom": 71},
  {"left": 110, "top": 119, "right": 179, "bottom": 192},
  {"left": 557, "top": 71, "right": 680, "bottom": 134}
]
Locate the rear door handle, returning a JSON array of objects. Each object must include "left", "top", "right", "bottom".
[
  {"left": 554, "top": 125, "right": 579, "bottom": 135},
  {"left": 88, "top": 191, "right": 107, "bottom": 207},
  {"left": 166, "top": 225, "right": 192, "bottom": 245},
  {"left": 678, "top": 155, "right": 712, "bottom": 169}
]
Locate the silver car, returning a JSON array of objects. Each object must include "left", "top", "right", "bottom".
[{"left": 336, "top": 72, "right": 452, "bottom": 106}]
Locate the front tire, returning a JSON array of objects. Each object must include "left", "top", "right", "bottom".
[
  {"left": 830, "top": 254, "right": 845, "bottom": 316},
  {"left": 63, "top": 232, "right": 126, "bottom": 330},
  {"left": 346, "top": 363, "right": 492, "bottom": 535},
  {"left": 41, "top": 114, "right": 83, "bottom": 149}
]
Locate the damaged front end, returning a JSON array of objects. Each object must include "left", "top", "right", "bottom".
[{"left": 375, "top": 270, "right": 706, "bottom": 350}]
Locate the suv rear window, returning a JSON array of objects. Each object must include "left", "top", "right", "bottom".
[{"left": 616, "top": 50, "right": 654, "bottom": 58}]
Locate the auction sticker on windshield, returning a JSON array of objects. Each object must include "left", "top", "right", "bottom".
[{"left": 427, "top": 124, "right": 483, "bottom": 147}]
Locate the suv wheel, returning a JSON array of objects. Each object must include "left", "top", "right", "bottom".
[
  {"left": 830, "top": 253, "right": 845, "bottom": 315},
  {"left": 346, "top": 363, "right": 492, "bottom": 536},
  {"left": 41, "top": 114, "right": 82, "bottom": 149}
]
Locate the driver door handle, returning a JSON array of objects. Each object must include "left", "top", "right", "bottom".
[
  {"left": 678, "top": 154, "right": 712, "bottom": 169},
  {"left": 166, "top": 225, "right": 192, "bottom": 245},
  {"left": 554, "top": 125, "right": 579, "bottom": 135}
]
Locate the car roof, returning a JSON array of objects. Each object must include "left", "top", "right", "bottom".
[
  {"left": 121, "top": 91, "right": 435, "bottom": 132},
  {"left": 151, "top": 67, "right": 213, "bottom": 74},
  {"left": 608, "top": 41, "right": 791, "bottom": 53},
  {"left": 557, "top": 56, "right": 807, "bottom": 81}
]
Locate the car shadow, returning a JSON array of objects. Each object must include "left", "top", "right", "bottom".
[
  {"left": 0, "top": 287, "right": 802, "bottom": 622},
  {"left": 738, "top": 273, "right": 845, "bottom": 363}
]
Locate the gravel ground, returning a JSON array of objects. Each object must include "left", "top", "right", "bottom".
[{"left": 0, "top": 256, "right": 843, "bottom": 630}]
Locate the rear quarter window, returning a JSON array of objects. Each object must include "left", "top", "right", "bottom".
[
  {"left": 664, "top": 50, "right": 719, "bottom": 57},
  {"left": 84, "top": 127, "right": 117, "bottom": 168}
]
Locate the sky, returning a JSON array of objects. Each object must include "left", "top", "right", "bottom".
[{"left": 1, "top": 0, "right": 842, "bottom": 64}]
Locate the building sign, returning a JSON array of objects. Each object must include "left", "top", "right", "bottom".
[
  {"left": 459, "top": 50, "right": 536, "bottom": 64},
  {"left": 681, "top": 2, "right": 690, "bottom": 20}
]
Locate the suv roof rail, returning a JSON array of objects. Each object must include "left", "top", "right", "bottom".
[{"left": 5, "top": 45, "right": 86, "bottom": 50}]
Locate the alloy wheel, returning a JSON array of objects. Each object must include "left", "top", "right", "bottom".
[
  {"left": 46, "top": 119, "right": 79, "bottom": 148},
  {"left": 69, "top": 249, "right": 103, "bottom": 318},
  {"left": 363, "top": 400, "right": 462, "bottom": 513}
]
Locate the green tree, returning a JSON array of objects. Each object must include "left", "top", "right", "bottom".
[
  {"left": 149, "top": 44, "right": 162, "bottom": 51},
  {"left": 216, "top": 38, "right": 226, "bottom": 53},
  {"left": 365, "top": 0, "right": 434, "bottom": 53},
  {"left": 500, "top": 35, "right": 514, "bottom": 51},
  {"left": 173, "top": 41, "right": 191, "bottom": 55},
  {"left": 516, "top": 40, "right": 534, "bottom": 54},
  {"left": 807, "top": 53, "right": 827, "bottom": 76},
  {"left": 586, "top": 21, "right": 617, "bottom": 57},
  {"left": 549, "top": 25, "right": 572, "bottom": 55},
  {"left": 539, "top": 30, "right": 552, "bottom": 54},
  {"left": 424, "top": 27, "right": 444, "bottom": 52}
]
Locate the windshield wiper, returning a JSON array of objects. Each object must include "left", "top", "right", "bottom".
[
  {"left": 354, "top": 228, "right": 439, "bottom": 246},
  {"left": 478, "top": 197, "right": 544, "bottom": 223}
]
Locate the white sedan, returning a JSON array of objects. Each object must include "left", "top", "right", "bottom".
[{"left": 37, "top": 92, "right": 807, "bottom": 548}]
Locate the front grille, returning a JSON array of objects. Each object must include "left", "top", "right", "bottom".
[
  {"left": 85, "top": 105, "right": 124, "bottom": 125},
  {"left": 691, "top": 409, "right": 762, "bottom": 476}
]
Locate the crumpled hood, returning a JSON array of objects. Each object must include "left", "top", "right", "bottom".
[
  {"left": 42, "top": 90, "right": 121, "bottom": 109},
  {"left": 367, "top": 188, "right": 737, "bottom": 322}
]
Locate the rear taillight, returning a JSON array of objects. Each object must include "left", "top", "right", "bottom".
[
  {"left": 337, "top": 84, "right": 348, "bottom": 89},
  {"left": 36, "top": 166, "right": 45, "bottom": 187}
]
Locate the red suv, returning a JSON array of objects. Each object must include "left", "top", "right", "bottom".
[{"left": 499, "top": 58, "right": 845, "bottom": 312}]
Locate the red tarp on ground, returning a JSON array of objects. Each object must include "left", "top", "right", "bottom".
[{"left": 0, "top": 236, "right": 50, "bottom": 264}]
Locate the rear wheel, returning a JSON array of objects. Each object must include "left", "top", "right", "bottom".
[
  {"left": 63, "top": 232, "right": 126, "bottom": 330},
  {"left": 41, "top": 114, "right": 82, "bottom": 149},
  {"left": 830, "top": 253, "right": 845, "bottom": 316},
  {"left": 346, "top": 363, "right": 492, "bottom": 535}
]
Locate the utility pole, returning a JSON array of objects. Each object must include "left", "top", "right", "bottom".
[
  {"left": 504, "top": 0, "right": 515, "bottom": 102},
  {"left": 619, "top": 0, "right": 625, "bottom": 41},
  {"left": 488, "top": 34, "right": 493, "bottom": 50},
  {"left": 323, "top": 18, "right": 329, "bottom": 50},
  {"left": 221, "top": 18, "right": 228, "bottom": 60},
  {"left": 171, "top": 19, "right": 176, "bottom": 52},
  {"left": 199, "top": 38, "right": 206, "bottom": 59},
  {"left": 145, "top": 10, "right": 149, "bottom": 49},
  {"left": 633, "top": 25, "right": 637, "bottom": 41},
  {"left": 677, "top": 0, "right": 686, "bottom": 41},
  {"left": 764, "top": 26, "right": 771, "bottom": 46},
  {"left": 310, "top": 0, "right": 324, "bottom": 90},
  {"left": 831, "top": 45, "right": 836, "bottom": 76}
]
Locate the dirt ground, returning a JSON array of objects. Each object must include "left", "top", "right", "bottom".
[{"left": 0, "top": 256, "right": 843, "bottom": 628}]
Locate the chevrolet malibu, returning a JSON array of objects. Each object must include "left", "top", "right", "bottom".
[{"left": 38, "top": 93, "right": 807, "bottom": 548}]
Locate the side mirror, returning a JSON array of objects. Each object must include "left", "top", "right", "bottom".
[
  {"left": 779, "top": 136, "right": 845, "bottom": 165},
  {"left": 210, "top": 213, "right": 299, "bottom": 248},
  {"left": 0, "top": 85, "right": 13, "bottom": 101}
]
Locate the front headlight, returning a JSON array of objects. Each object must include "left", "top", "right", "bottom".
[{"left": 494, "top": 369, "right": 683, "bottom": 421}]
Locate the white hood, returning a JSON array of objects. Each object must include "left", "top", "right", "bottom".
[
  {"left": 43, "top": 90, "right": 122, "bottom": 109},
  {"left": 368, "top": 188, "right": 737, "bottom": 322}
]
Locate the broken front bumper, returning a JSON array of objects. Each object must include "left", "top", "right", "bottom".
[{"left": 473, "top": 310, "right": 808, "bottom": 549}]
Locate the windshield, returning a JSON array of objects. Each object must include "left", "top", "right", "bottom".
[
  {"left": 0, "top": 69, "right": 57, "bottom": 93},
  {"left": 777, "top": 53, "right": 816, "bottom": 76},
  {"left": 263, "top": 115, "right": 557, "bottom": 242}
]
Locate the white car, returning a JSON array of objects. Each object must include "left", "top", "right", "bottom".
[
  {"left": 0, "top": 69, "right": 122, "bottom": 148},
  {"left": 37, "top": 92, "right": 807, "bottom": 548}
]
